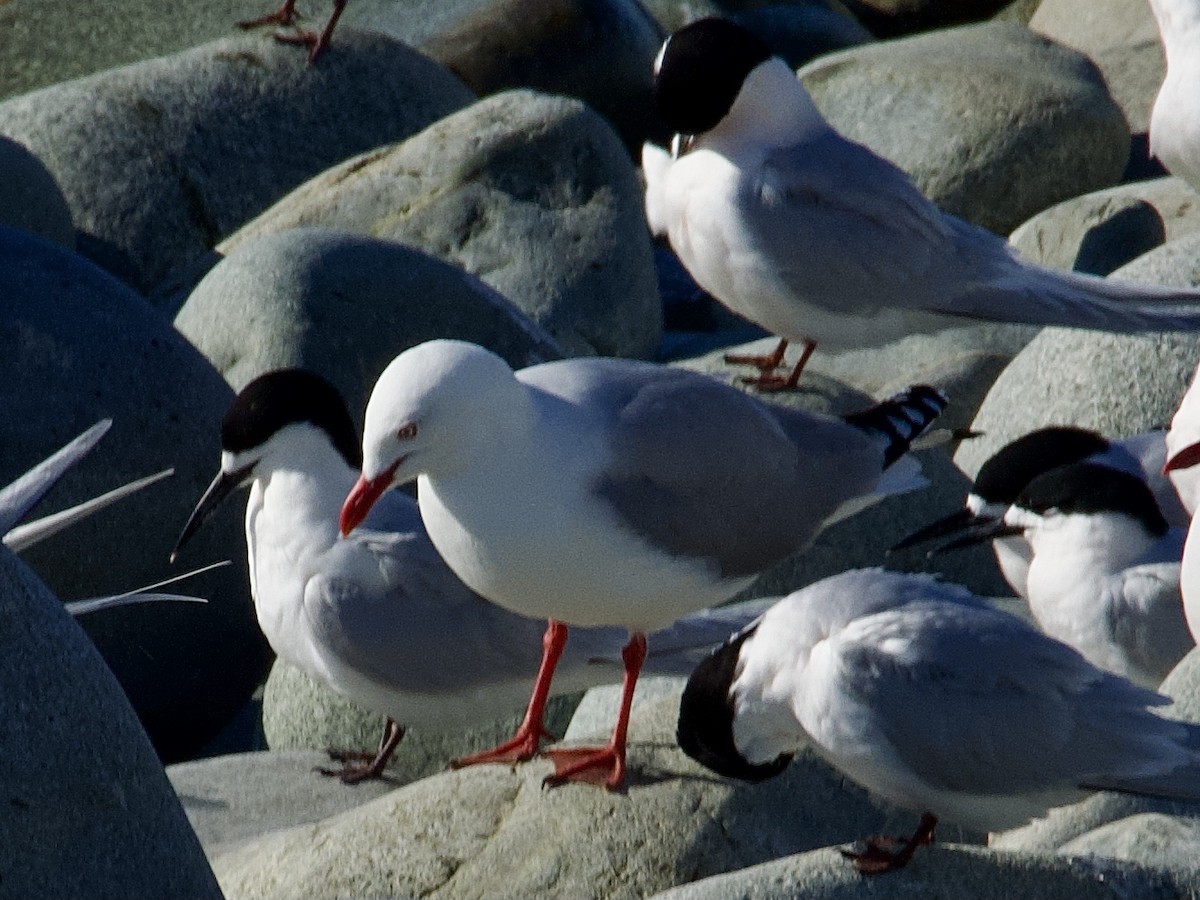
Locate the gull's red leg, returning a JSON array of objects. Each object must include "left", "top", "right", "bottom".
[
  {"left": 741, "top": 339, "right": 817, "bottom": 392},
  {"left": 451, "top": 619, "right": 568, "bottom": 769},
  {"left": 543, "top": 632, "right": 647, "bottom": 791},
  {"left": 724, "top": 337, "right": 788, "bottom": 372}
]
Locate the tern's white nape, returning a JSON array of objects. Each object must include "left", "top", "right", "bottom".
[
  {"left": 341, "top": 338, "right": 947, "bottom": 790},
  {"left": 997, "top": 463, "right": 1192, "bottom": 688},
  {"left": 1148, "top": 0, "right": 1200, "bottom": 189},
  {"left": 237, "top": 0, "right": 347, "bottom": 64},
  {"left": 646, "top": 17, "right": 1200, "bottom": 391},
  {"left": 895, "top": 425, "right": 1192, "bottom": 598},
  {"left": 173, "top": 367, "right": 776, "bottom": 783},
  {"left": 678, "top": 568, "right": 1200, "bottom": 874}
]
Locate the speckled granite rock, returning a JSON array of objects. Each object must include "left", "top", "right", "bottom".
[
  {"left": 799, "top": 22, "right": 1131, "bottom": 235},
  {"left": 0, "top": 546, "right": 223, "bottom": 899},
  {"left": 1009, "top": 177, "right": 1200, "bottom": 277},
  {"left": 219, "top": 90, "right": 661, "bottom": 358},
  {"left": 213, "top": 684, "right": 904, "bottom": 900},
  {"left": 0, "top": 134, "right": 73, "bottom": 246},
  {"left": 421, "top": 0, "right": 663, "bottom": 150},
  {"left": 0, "top": 224, "right": 266, "bottom": 761},
  {"left": 0, "top": 28, "right": 474, "bottom": 293},
  {"left": 173, "top": 228, "right": 564, "bottom": 410}
]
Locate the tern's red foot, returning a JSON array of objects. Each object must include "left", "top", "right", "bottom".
[
  {"left": 316, "top": 719, "right": 405, "bottom": 784},
  {"left": 273, "top": 0, "right": 345, "bottom": 64},
  {"left": 238, "top": 0, "right": 299, "bottom": 28},
  {"left": 543, "top": 744, "right": 626, "bottom": 791},
  {"left": 840, "top": 812, "right": 937, "bottom": 874},
  {"left": 724, "top": 337, "right": 788, "bottom": 372}
]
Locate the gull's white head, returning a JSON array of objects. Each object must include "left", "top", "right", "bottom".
[{"left": 341, "top": 340, "right": 522, "bottom": 536}]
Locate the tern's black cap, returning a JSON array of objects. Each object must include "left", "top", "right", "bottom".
[
  {"left": 221, "top": 369, "right": 361, "bottom": 469},
  {"left": 677, "top": 625, "right": 794, "bottom": 782},
  {"left": 1016, "top": 462, "right": 1169, "bottom": 537},
  {"left": 654, "top": 18, "right": 773, "bottom": 136},
  {"left": 973, "top": 427, "right": 1109, "bottom": 506}
]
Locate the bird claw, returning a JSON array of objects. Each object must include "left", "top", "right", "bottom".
[{"left": 542, "top": 745, "right": 625, "bottom": 791}]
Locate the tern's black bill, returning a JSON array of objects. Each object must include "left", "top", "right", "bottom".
[
  {"left": 889, "top": 508, "right": 978, "bottom": 553},
  {"left": 933, "top": 520, "right": 1024, "bottom": 554},
  {"left": 170, "top": 465, "right": 252, "bottom": 562}
]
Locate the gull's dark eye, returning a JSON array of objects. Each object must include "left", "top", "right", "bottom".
[{"left": 396, "top": 422, "right": 418, "bottom": 440}]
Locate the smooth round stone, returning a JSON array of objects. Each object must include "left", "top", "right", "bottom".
[
  {"left": 421, "top": 0, "right": 663, "bottom": 151},
  {"left": 0, "top": 224, "right": 267, "bottom": 761},
  {"left": 0, "top": 28, "right": 475, "bottom": 294},
  {"left": 212, "top": 685, "right": 904, "bottom": 899},
  {"left": 174, "top": 227, "right": 565, "bottom": 412},
  {"left": 0, "top": 547, "right": 222, "bottom": 899},
  {"left": 799, "top": 22, "right": 1131, "bottom": 236},
  {"left": 0, "top": 135, "right": 73, "bottom": 246},
  {"left": 1009, "top": 177, "right": 1200, "bottom": 277},
  {"left": 220, "top": 90, "right": 662, "bottom": 359},
  {"left": 260, "top": 659, "right": 582, "bottom": 786},
  {"left": 646, "top": 844, "right": 1185, "bottom": 899}
]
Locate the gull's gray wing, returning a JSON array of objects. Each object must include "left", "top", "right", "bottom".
[
  {"left": 828, "top": 598, "right": 1185, "bottom": 796},
  {"left": 525, "top": 359, "right": 883, "bottom": 579}
]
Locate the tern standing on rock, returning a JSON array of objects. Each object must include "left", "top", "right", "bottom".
[
  {"left": 340, "top": 339, "right": 947, "bottom": 789},
  {"left": 644, "top": 17, "right": 1200, "bottom": 390},
  {"left": 956, "top": 463, "right": 1193, "bottom": 688},
  {"left": 895, "top": 425, "right": 1193, "bottom": 598},
  {"left": 678, "top": 568, "right": 1200, "bottom": 874},
  {"left": 172, "top": 368, "right": 773, "bottom": 782}
]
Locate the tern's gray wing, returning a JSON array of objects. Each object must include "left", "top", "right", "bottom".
[
  {"left": 830, "top": 599, "right": 1184, "bottom": 796},
  {"left": 759, "top": 136, "right": 1200, "bottom": 331},
  {"left": 527, "top": 359, "right": 883, "bottom": 579},
  {"left": 305, "top": 490, "right": 550, "bottom": 696},
  {"left": 753, "top": 134, "right": 957, "bottom": 312},
  {"left": 1101, "top": 563, "right": 1194, "bottom": 685}
]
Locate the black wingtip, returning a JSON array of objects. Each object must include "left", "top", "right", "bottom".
[{"left": 844, "top": 385, "right": 948, "bottom": 467}]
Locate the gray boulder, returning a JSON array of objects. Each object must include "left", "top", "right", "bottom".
[
  {"left": 168, "top": 750, "right": 398, "bottom": 859},
  {"left": 173, "top": 228, "right": 565, "bottom": 412},
  {"left": 647, "top": 845, "right": 1185, "bottom": 899},
  {"left": 1010, "top": 177, "right": 1200, "bottom": 277},
  {"left": 641, "top": 2, "right": 873, "bottom": 70},
  {"left": 260, "top": 658, "right": 582, "bottom": 786},
  {"left": 1029, "top": 0, "right": 1159, "bottom": 60},
  {"left": 212, "top": 683, "right": 903, "bottom": 900},
  {"left": 799, "top": 22, "right": 1131, "bottom": 235},
  {"left": 219, "top": 90, "right": 661, "bottom": 358},
  {"left": 421, "top": 0, "right": 664, "bottom": 151},
  {"left": 0, "top": 546, "right": 222, "bottom": 899},
  {"left": 0, "top": 224, "right": 266, "bottom": 760},
  {"left": 0, "top": 28, "right": 474, "bottom": 293},
  {"left": 0, "top": 135, "right": 73, "bottom": 246},
  {"left": 956, "top": 233, "right": 1200, "bottom": 479}
]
